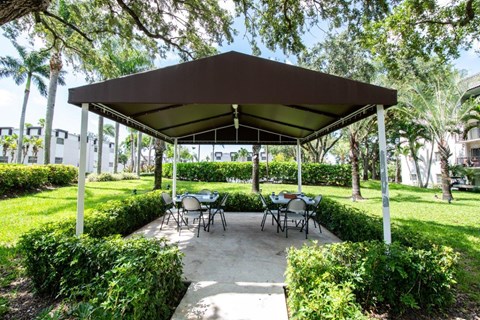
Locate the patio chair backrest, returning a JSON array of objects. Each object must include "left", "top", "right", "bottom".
[
  {"left": 286, "top": 198, "right": 307, "bottom": 214},
  {"left": 198, "top": 189, "right": 212, "bottom": 195},
  {"left": 162, "top": 192, "right": 173, "bottom": 206},
  {"left": 313, "top": 195, "right": 323, "bottom": 208},
  {"left": 220, "top": 193, "right": 229, "bottom": 207},
  {"left": 182, "top": 196, "right": 201, "bottom": 211},
  {"left": 258, "top": 193, "right": 268, "bottom": 208}
]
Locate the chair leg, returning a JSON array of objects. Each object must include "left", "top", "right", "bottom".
[
  {"left": 284, "top": 214, "right": 288, "bottom": 238},
  {"left": 261, "top": 211, "right": 267, "bottom": 230}
]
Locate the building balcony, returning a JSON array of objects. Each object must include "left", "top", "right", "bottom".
[{"left": 456, "top": 157, "right": 480, "bottom": 168}]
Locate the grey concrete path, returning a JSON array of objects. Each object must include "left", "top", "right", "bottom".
[{"left": 133, "top": 212, "right": 341, "bottom": 319}]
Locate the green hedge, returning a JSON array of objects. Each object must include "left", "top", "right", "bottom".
[
  {"left": 163, "top": 161, "right": 351, "bottom": 186},
  {"left": 87, "top": 172, "right": 139, "bottom": 182},
  {"left": 20, "top": 233, "right": 184, "bottom": 319},
  {"left": 286, "top": 241, "right": 457, "bottom": 318},
  {"left": 19, "top": 190, "right": 179, "bottom": 319},
  {"left": 0, "top": 164, "right": 77, "bottom": 194},
  {"left": 283, "top": 197, "right": 459, "bottom": 318}
]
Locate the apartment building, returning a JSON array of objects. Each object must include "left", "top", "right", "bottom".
[{"left": 0, "top": 126, "right": 118, "bottom": 173}]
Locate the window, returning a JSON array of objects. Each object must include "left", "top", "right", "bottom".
[
  {"left": 472, "top": 148, "right": 480, "bottom": 157},
  {"left": 94, "top": 147, "right": 98, "bottom": 153},
  {"left": 55, "top": 157, "right": 63, "bottom": 164},
  {"left": 0, "top": 156, "right": 8, "bottom": 163},
  {"left": 28, "top": 156, "right": 38, "bottom": 163},
  {"left": 410, "top": 174, "right": 417, "bottom": 181},
  {"left": 56, "top": 137, "right": 64, "bottom": 145}
]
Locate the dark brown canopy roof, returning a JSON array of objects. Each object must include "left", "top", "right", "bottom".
[{"left": 68, "top": 51, "right": 397, "bottom": 144}]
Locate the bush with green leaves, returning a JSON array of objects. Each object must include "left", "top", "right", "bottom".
[
  {"left": 45, "top": 164, "right": 78, "bottom": 185},
  {"left": 286, "top": 241, "right": 458, "bottom": 318},
  {"left": 163, "top": 161, "right": 351, "bottom": 186},
  {"left": 86, "top": 172, "right": 139, "bottom": 182},
  {"left": 0, "top": 164, "right": 77, "bottom": 194},
  {"left": 20, "top": 233, "right": 184, "bottom": 319},
  {"left": 19, "top": 190, "right": 167, "bottom": 295}
]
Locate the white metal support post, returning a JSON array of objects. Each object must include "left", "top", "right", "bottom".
[
  {"left": 136, "top": 132, "right": 142, "bottom": 174},
  {"left": 76, "top": 103, "right": 89, "bottom": 236},
  {"left": 376, "top": 105, "right": 392, "bottom": 244},
  {"left": 172, "top": 138, "right": 178, "bottom": 198},
  {"left": 297, "top": 139, "right": 302, "bottom": 193}
]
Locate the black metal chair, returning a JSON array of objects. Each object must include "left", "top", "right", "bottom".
[
  {"left": 259, "top": 193, "right": 283, "bottom": 232},
  {"left": 181, "top": 196, "right": 208, "bottom": 237},
  {"left": 283, "top": 198, "right": 308, "bottom": 238},
  {"left": 208, "top": 193, "right": 229, "bottom": 231},
  {"left": 309, "top": 195, "right": 323, "bottom": 233},
  {"left": 160, "top": 192, "right": 178, "bottom": 230}
]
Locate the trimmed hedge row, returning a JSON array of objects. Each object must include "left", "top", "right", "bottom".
[
  {"left": 18, "top": 190, "right": 182, "bottom": 319},
  {"left": 284, "top": 197, "right": 458, "bottom": 318},
  {"left": 286, "top": 241, "right": 457, "bottom": 318},
  {"left": 87, "top": 172, "right": 139, "bottom": 182},
  {"left": 0, "top": 164, "right": 77, "bottom": 194},
  {"left": 163, "top": 161, "right": 351, "bottom": 186}
]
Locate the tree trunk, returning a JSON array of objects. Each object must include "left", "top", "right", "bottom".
[
  {"left": 265, "top": 145, "right": 269, "bottom": 179},
  {"left": 43, "top": 51, "right": 62, "bottom": 164},
  {"left": 422, "top": 142, "right": 435, "bottom": 188},
  {"left": 0, "top": 0, "right": 51, "bottom": 26},
  {"left": 17, "top": 75, "right": 31, "bottom": 163},
  {"left": 130, "top": 131, "right": 135, "bottom": 171},
  {"left": 154, "top": 139, "right": 166, "bottom": 189},
  {"left": 371, "top": 143, "right": 378, "bottom": 180},
  {"left": 438, "top": 139, "right": 453, "bottom": 201},
  {"left": 350, "top": 133, "right": 363, "bottom": 200},
  {"left": 361, "top": 146, "right": 369, "bottom": 181},
  {"left": 97, "top": 116, "right": 104, "bottom": 174},
  {"left": 252, "top": 144, "right": 260, "bottom": 193},
  {"left": 409, "top": 141, "right": 424, "bottom": 188},
  {"left": 147, "top": 137, "right": 153, "bottom": 168},
  {"left": 114, "top": 122, "right": 119, "bottom": 173},
  {"left": 395, "top": 154, "right": 402, "bottom": 183},
  {"left": 136, "top": 132, "right": 142, "bottom": 174}
]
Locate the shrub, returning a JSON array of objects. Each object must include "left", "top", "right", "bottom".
[
  {"left": 315, "top": 197, "right": 433, "bottom": 249},
  {"left": 19, "top": 233, "right": 184, "bottom": 319},
  {"left": 45, "top": 164, "right": 78, "bottom": 185},
  {"left": 87, "top": 172, "right": 140, "bottom": 182},
  {"left": 0, "top": 164, "right": 49, "bottom": 194},
  {"left": 0, "top": 164, "right": 77, "bottom": 194},
  {"left": 163, "top": 161, "right": 351, "bottom": 186},
  {"left": 286, "top": 241, "right": 458, "bottom": 318},
  {"left": 19, "top": 190, "right": 167, "bottom": 294}
]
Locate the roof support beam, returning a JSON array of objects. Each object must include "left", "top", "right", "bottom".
[
  {"left": 130, "top": 104, "right": 184, "bottom": 118},
  {"left": 242, "top": 113, "right": 315, "bottom": 132},
  {"left": 157, "top": 112, "right": 232, "bottom": 131},
  {"left": 283, "top": 104, "right": 340, "bottom": 119}
]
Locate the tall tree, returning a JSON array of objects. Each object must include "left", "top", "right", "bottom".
[
  {"left": 0, "top": 42, "right": 49, "bottom": 163},
  {"left": 252, "top": 144, "right": 261, "bottom": 193},
  {"left": 403, "top": 71, "right": 480, "bottom": 200},
  {"left": 299, "top": 31, "right": 377, "bottom": 200},
  {"left": 153, "top": 139, "right": 166, "bottom": 190},
  {"left": 96, "top": 115, "right": 104, "bottom": 174},
  {"left": 43, "top": 49, "right": 63, "bottom": 164}
]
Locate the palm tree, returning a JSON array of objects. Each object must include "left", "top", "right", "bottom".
[
  {"left": 237, "top": 147, "right": 249, "bottom": 162},
  {"left": 43, "top": 49, "right": 66, "bottom": 164},
  {"left": 31, "top": 137, "right": 43, "bottom": 158},
  {"left": 347, "top": 120, "right": 371, "bottom": 200},
  {"left": 404, "top": 73, "right": 480, "bottom": 200},
  {"left": 21, "top": 136, "right": 31, "bottom": 163},
  {"left": 252, "top": 144, "right": 261, "bottom": 192},
  {"left": 0, "top": 43, "right": 50, "bottom": 163},
  {"left": 1, "top": 135, "right": 15, "bottom": 161}
]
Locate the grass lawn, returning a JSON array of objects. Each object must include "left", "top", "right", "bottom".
[{"left": 0, "top": 176, "right": 479, "bottom": 305}]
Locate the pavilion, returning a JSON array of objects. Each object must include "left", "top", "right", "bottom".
[{"left": 68, "top": 51, "right": 397, "bottom": 243}]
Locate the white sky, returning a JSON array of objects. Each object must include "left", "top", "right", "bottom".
[{"left": 0, "top": 16, "right": 479, "bottom": 160}]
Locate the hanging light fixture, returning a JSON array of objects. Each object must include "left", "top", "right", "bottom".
[{"left": 232, "top": 104, "right": 239, "bottom": 129}]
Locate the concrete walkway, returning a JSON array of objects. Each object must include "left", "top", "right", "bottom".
[{"left": 134, "top": 212, "right": 340, "bottom": 319}]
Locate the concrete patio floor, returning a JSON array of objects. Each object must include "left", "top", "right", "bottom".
[{"left": 133, "top": 212, "right": 341, "bottom": 319}]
